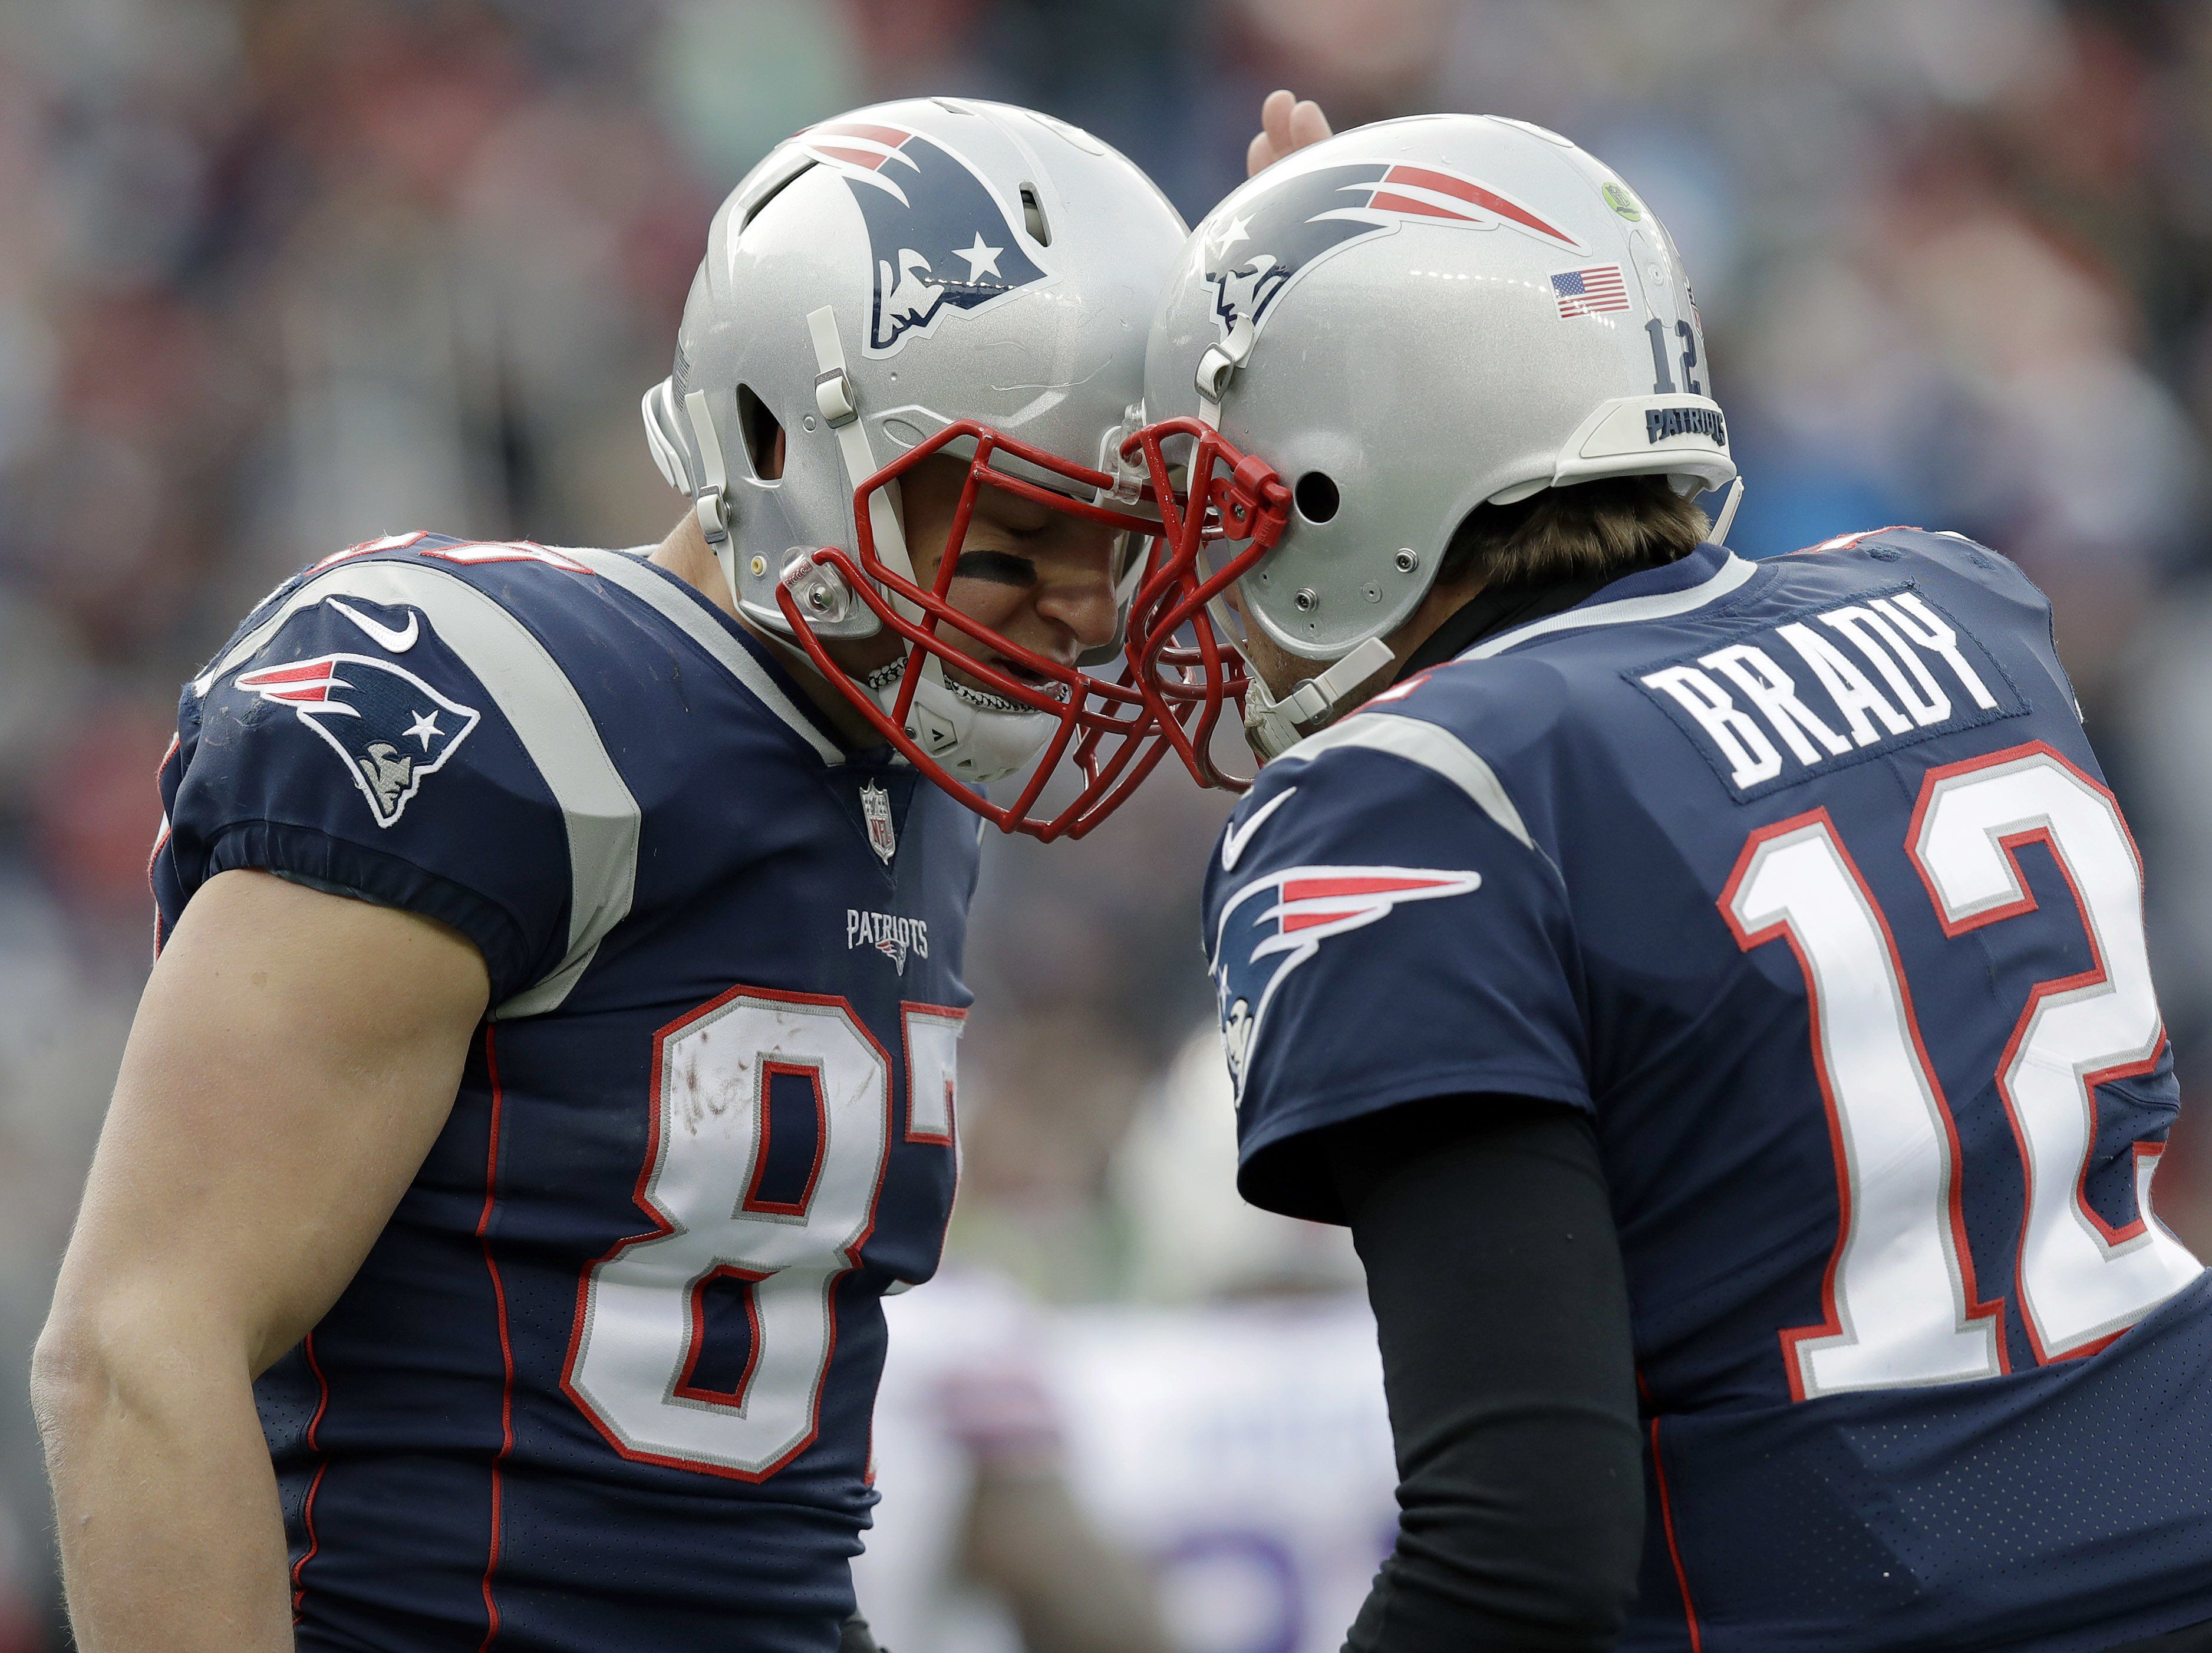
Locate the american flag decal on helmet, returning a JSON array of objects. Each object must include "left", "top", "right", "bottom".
[
  {"left": 1552, "top": 265, "right": 1631, "bottom": 317},
  {"left": 1211, "top": 863, "right": 1482, "bottom": 1100}
]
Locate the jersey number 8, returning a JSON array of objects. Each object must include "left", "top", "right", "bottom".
[
  {"left": 562, "top": 985, "right": 962, "bottom": 1478},
  {"left": 1723, "top": 742, "right": 2201, "bottom": 1402}
]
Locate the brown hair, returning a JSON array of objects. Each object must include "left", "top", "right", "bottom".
[{"left": 1436, "top": 473, "right": 1710, "bottom": 591}]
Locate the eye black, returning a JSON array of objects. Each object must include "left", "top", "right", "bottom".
[{"left": 951, "top": 549, "right": 1038, "bottom": 587}]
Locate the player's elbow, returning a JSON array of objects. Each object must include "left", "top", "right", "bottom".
[
  {"left": 32, "top": 1280, "right": 242, "bottom": 1458},
  {"left": 29, "top": 1311, "right": 110, "bottom": 1457}
]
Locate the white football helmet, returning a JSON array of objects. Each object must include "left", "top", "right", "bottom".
[
  {"left": 1122, "top": 114, "right": 1741, "bottom": 763},
  {"left": 642, "top": 98, "right": 1199, "bottom": 838}
]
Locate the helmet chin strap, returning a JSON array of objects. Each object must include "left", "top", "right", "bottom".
[
  {"left": 806, "top": 305, "right": 921, "bottom": 627},
  {"left": 1194, "top": 317, "right": 1255, "bottom": 429},
  {"left": 1708, "top": 476, "right": 1746, "bottom": 549},
  {"left": 679, "top": 387, "right": 741, "bottom": 602},
  {"left": 1242, "top": 635, "right": 1397, "bottom": 762}
]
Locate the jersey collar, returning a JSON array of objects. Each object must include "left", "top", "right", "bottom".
[
  {"left": 1457, "top": 541, "right": 1759, "bottom": 663},
  {"left": 1400, "top": 561, "right": 1651, "bottom": 680},
  {"left": 628, "top": 552, "right": 871, "bottom": 760}
]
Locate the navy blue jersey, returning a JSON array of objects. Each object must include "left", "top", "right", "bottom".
[
  {"left": 155, "top": 533, "right": 981, "bottom": 1653},
  {"left": 1203, "top": 532, "right": 2212, "bottom": 1652}
]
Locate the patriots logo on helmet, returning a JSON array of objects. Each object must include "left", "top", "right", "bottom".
[
  {"left": 797, "top": 120, "right": 1050, "bottom": 356},
  {"left": 1205, "top": 160, "right": 1586, "bottom": 342},
  {"left": 235, "top": 646, "right": 481, "bottom": 828},
  {"left": 1211, "top": 863, "right": 1482, "bottom": 1100}
]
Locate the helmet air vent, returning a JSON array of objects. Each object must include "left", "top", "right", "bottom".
[
  {"left": 739, "top": 158, "right": 815, "bottom": 237},
  {"left": 736, "top": 385, "right": 784, "bottom": 483},
  {"left": 1293, "top": 471, "right": 1341, "bottom": 525},
  {"left": 1020, "top": 183, "right": 1052, "bottom": 247}
]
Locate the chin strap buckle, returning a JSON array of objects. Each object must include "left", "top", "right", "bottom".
[
  {"left": 1195, "top": 318, "right": 1256, "bottom": 427},
  {"left": 782, "top": 549, "right": 856, "bottom": 627},
  {"left": 813, "top": 367, "right": 858, "bottom": 428},
  {"left": 1244, "top": 636, "right": 1397, "bottom": 762}
]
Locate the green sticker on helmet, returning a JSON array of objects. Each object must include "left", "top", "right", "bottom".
[{"left": 1603, "top": 181, "right": 1643, "bottom": 221}]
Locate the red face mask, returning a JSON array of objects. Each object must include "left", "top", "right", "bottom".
[
  {"left": 773, "top": 417, "right": 1264, "bottom": 841},
  {"left": 1117, "top": 416, "right": 1297, "bottom": 796}
]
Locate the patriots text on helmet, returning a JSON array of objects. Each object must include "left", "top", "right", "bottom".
[{"left": 1646, "top": 406, "right": 1727, "bottom": 445}]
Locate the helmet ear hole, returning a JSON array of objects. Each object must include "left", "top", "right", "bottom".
[
  {"left": 1293, "top": 470, "right": 1340, "bottom": 525},
  {"left": 737, "top": 384, "right": 784, "bottom": 482}
]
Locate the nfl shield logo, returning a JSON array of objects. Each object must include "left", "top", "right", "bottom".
[{"left": 861, "top": 781, "right": 897, "bottom": 864}]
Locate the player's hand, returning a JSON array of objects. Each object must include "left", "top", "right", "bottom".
[{"left": 1248, "top": 89, "right": 1333, "bottom": 177}]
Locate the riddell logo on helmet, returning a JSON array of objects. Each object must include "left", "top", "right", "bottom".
[
  {"left": 796, "top": 121, "right": 1051, "bottom": 356},
  {"left": 1205, "top": 160, "right": 1587, "bottom": 344},
  {"left": 1646, "top": 406, "right": 1726, "bottom": 445}
]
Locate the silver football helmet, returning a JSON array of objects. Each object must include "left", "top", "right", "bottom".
[
  {"left": 642, "top": 98, "right": 1194, "bottom": 838},
  {"left": 1123, "top": 114, "right": 1741, "bottom": 763}
]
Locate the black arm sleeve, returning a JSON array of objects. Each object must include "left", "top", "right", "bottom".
[{"left": 1328, "top": 1097, "right": 1643, "bottom": 1653}]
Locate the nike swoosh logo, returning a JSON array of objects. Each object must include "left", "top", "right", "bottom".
[
  {"left": 1221, "top": 787, "right": 1297, "bottom": 872},
  {"left": 327, "top": 598, "right": 419, "bottom": 653}
]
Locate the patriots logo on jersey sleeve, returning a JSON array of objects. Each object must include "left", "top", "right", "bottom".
[
  {"left": 235, "top": 651, "right": 481, "bottom": 828},
  {"left": 1206, "top": 160, "right": 1585, "bottom": 343},
  {"left": 797, "top": 121, "right": 1050, "bottom": 355},
  {"left": 1212, "top": 864, "right": 1481, "bottom": 1100}
]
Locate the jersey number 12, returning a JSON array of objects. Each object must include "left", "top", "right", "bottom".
[{"left": 1723, "top": 742, "right": 2201, "bottom": 1402}]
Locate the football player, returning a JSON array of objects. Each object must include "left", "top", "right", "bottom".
[
  {"left": 31, "top": 98, "right": 1205, "bottom": 1653},
  {"left": 1126, "top": 108, "right": 2212, "bottom": 1651}
]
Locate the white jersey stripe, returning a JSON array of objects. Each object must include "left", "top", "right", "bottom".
[
  {"left": 561, "top": 548, "right": 843, "bottom": 766},
  {"left": 197, "top": 560, "right": 640, "bottom": 1019},
  {"left": 1276, "top": 713, "right": 1533, "bottom": 851},
  {"left": 1462, "top": 549, "right": 1759, "bottom": 661}
]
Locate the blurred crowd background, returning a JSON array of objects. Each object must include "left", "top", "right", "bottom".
[{"left": 5, "top": 0, "right": 2212, "bottom": 1645}]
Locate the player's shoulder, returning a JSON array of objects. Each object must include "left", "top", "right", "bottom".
[
  {"left": 156, "top": 535, "right": 658, "bottom": 1003},
  {"left": 1765, "top": 523, "right": 2053, "bottom": 620},
  {"left": 1214, "top": 693, "right": 1542, "bottom": 898},
  {"left": 180, "top": 534, "right": 640, "bottom": 812},
  {"left": 1789, "top": 522, "right": 2034, "bottom": 579},
  {"left": 196, "top": 529, "right": 842, "bottom": 767},
  {"left": 201, "top": 532, "right": 648, "bottom": 699},
  {"left": 1467, "top": 526, "right": 2053, "bottom": 808},
  {"left": 1256, "top": 544, "right": 1765, "bottom": 814},
  {"left": 1224, "top": 528, "right": 2059, "bottom": 850}
]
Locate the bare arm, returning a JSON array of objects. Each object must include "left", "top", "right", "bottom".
[{"left": 32, "top": 869, "right": 489, "bottom": 1653}]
